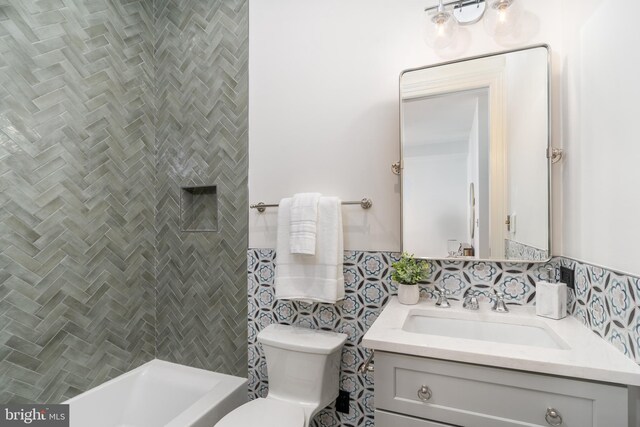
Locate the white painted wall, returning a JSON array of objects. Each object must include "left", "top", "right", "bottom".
[
  {"left": 249, "top": 0, "right": 564, "bottom": 251},
  {"left": 561, "top": 0, "right": 640, "bottom": 275}
]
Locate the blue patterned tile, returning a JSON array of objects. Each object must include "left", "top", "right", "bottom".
[
  {"left": 573, "top": 305, "right": 589, "bottom": 327},
  {"left": 343, "top": 400, "right": 363, "bottom": 425},
  {"left": 340, "top": 373, "right": 359, "bottom": 394},
  {"left": 557, "top": 257, "right": 576, "bottom": 269},
  {"left": 499, "top": 275, "right": 534, "bottom": 304},
  {"left": 312, "top": 409, "right": 339, "bottom": 427},
  {"left": 606, "top": 323, "right": 632, "bottom": 359},
  {"left": 248, "top": 345, "right": 259, "bottom": 366},
  {"left": 257, "top": 264, "right": 275, "bottom": 283},
  {"left": 592, "top": 265, "right": 608, "bottom": 282},
  {"left": 501, "top": 262, "right": 528, "bottom": 274},
  {"left": 343, "top": 267, "right": 361, "bottom": 291},
  {"left": 420, "top": 286, "right": 436, "bottom": 300},
  {"left": 363, "top": 390, "right": 375, "bottom": 415},
  {"left": 439, "top": 259, "right": 464, "bottom": 271},
  {"left": 343, "top": 251, "right": 358, "bottom": 264},
  {"left": 316, "top": 305, "right": 341, "bottom": 328},
  {"left": 438, "top": 272, "right": 469, "bottom": 299},
  {"left": 340, "top": 294, "right": 361, "bottom": 318},
  {"left": 337, "top": 322, "right": 361, "bottom": 346},
  {"left": 469, "top": 261, "right": 499, "bottom": 283},
  {"left": 256, "top": 311, "right": 276, "bottom": 329},
  {"left": 257, "top": 382, "right": 269, "bottom": 399},
  {"left": 632, "top": 277, "right": 640, "bottom": 304},
  {"left": 248, "top": 250, "right": 258, "bottom": 272},
  {"left": 360, "top": 254, "right": 386, "bottom": 278},
  {"left": 587, "top": 289, "right": 610, "bottom": 336},
  {"left": 247, "top": 369, "right": 260, "bottom": 390},
  {"left": 631, "top": 311, "right": 640, "bottom": 364},
  {"left": 362, "top": 281, "right": 385, "bottom": 306},
  {"left": 608, "top": 276, "right": 633, "bottom": 325},
  {"left": 258, "top": 288, "right": 275, "bottom": 306},
  {"left": 574, "top": 263, "right": 590, "bottom": 300},
  {"left": 257, "top": 249, "right": 275, "bottom": 261},
  {"left": 362, "top": 308, "right": 380, "bottom": 330},
  {"left": 567, "top": 288, "right": 577, "bottom": 314},
  {"left": 274, "top": 301, "right": 296, "bottom": 323},
  {"left": 248, "top": 319, "right": 258, "bottom": 343},
  {"left": 387, "top": 252, "right": 402, "bottom": 263},
  {"left": 341, "top": 348, "right": 359, "bottom": 372}
]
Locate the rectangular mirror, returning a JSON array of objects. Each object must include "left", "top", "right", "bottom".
[{"left": 400, "top": 46, "right": 550, "bottom": 262}]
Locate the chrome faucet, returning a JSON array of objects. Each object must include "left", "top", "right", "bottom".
[
  {"left": 492, "top": 291, "right": 509, "bottom": 313},
  {"left": 463, "top": 293, "right": 479, "bottom": 310},
  {"left": 434, "top": 289, "right": 451, "bottom": 308}
]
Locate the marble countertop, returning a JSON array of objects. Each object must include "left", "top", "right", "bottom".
[{"left": 362, "top": 297, "right": 640, "bottom": 386}]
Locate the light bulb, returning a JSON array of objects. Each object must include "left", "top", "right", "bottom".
[
  {"left": 484, "top": 0, "right": 523, "bottom": 38},
  {"left": 499, "top": 8, "right": 506, "bottom": 23},
  {"left": 423, "top": 2, "right": 458, "bottom": 49}
]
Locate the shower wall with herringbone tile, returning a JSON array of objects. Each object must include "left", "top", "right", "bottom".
[
  {"left": 0, "top": 0, "right": 156, "bottom": 403},
  {"left": 154, "top": 0, "right": 249, "bottom": 377},
  {"left": 0, "top": 0, "right": 249, "bottom": 403}
]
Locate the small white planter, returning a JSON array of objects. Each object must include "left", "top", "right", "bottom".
[{"left": 397, "top": 283, "right": 420, "bottom": 305}]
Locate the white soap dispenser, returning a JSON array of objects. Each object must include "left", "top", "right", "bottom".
[{"left": 535, "top": 266, "right": 567, "bottom": 320}]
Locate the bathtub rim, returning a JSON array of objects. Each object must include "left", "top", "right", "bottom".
[{"left": 64, "top": 359, "right": 248, "bottom": 427}]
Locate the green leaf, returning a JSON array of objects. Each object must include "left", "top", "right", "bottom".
[{"left": 391, "top": 252, "right": 430, "bottom": 285}]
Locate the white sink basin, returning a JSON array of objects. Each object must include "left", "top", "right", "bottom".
[
  {"left": 402, "top": 311, "right": 570, "bottom": 350},
  {"left": 362, "top": 299, "right": 640, "bottom": 386}
]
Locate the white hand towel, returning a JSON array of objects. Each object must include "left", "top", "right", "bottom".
[
  {"left": 275, "top": 197, "right": 345, "bottom": 303},
  {"left": 290, "top": 192, "right": 321, "bottom": 255}
]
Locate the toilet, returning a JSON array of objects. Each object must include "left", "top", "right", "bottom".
[{"left": 216, "top": 324, "right": 347, "bottom": 427}]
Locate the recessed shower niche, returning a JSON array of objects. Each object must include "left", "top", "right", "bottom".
[{"left": 180, "top": 185, "right": 219, "bottom": 232}]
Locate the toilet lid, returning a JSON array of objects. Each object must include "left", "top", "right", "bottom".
[{"left": 216, "top": 398, "right": 305, "bottom": 427}]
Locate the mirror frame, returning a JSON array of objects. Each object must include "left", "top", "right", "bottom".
[{"left": 398, "top": 44, "right": 552, "bottom": 263}]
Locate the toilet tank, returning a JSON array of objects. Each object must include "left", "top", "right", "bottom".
[{"left": 258, "top": 324, "right": 347, "bottom": 408}]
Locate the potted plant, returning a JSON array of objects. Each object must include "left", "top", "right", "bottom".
[{"left": 391, "top": 252, "right": 430, "bottom": 305}]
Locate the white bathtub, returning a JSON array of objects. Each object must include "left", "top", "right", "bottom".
[{"left": 65, "top": 360, "right": 247, "bottom": 427}]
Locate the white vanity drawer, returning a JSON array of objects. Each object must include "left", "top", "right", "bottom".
[
  {"left": 375, "top": 352, "right": 628, "bottom": 427},
  {"left": 375, "top": 410, "right": 457, "bottom": 427}
]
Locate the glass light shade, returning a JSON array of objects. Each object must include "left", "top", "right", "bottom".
[
  {"left": 423, "top": 8, "right": 458, "bottom": 49},
  {"left": 483, "top": 0, "right": 523, "bottom": 37}
]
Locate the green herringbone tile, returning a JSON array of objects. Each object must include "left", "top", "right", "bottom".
[{"left": 0, "top": 0, "right": 156, "bottom": 403}]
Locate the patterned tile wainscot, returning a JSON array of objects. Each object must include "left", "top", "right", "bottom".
[
  {"left": 559, "top": 258, "right": 640, "bottom": 363},
  {"left": 505, "top": 239, "right": 549, "bottom": 261},
  {"left": 248, "top": 249, "right": 640, "bottom": 427}
]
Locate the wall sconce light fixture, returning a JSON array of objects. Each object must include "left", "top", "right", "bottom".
[{"left": 424, "top": 0, "right": 523, "bottom": 47}]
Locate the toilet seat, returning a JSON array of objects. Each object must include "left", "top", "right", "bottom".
[{"left": 216, "top": 398, "right": 305, "bottom": 427}]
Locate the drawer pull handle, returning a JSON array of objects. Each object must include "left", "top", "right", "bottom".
[
  {"left": 417, "top": 385, "right": 432, "bottom": 402},
  {"left": 545, "top": 408, "right": 563, "bottom": 426}
]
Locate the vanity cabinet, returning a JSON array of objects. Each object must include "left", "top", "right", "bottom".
[
  {"left": 375, "top": 352, "right": 630, "bottom": 427},
  {"left": 375, "top": 411, "right": 455, "bottom": 427}
]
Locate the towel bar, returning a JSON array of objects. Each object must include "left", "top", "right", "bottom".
[{"left": 250, "top": 198, "right": 373, "bottom": 213}]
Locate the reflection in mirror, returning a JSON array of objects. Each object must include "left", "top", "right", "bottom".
[{"left": 400, "top": 46, "right": 550, "bottom": 262}]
